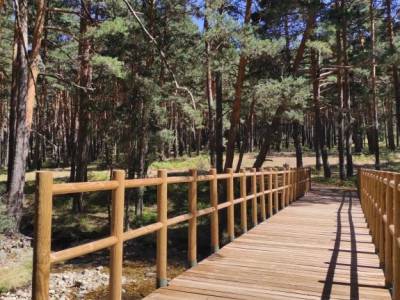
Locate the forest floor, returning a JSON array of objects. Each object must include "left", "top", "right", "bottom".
[{"left": 1, "top": 150, "right": 400, "bottom": 299}]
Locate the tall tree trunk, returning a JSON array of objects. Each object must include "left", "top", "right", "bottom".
[
  {"left": 215, "top": 72, "right": 223, "bottom": 173},
  {"left": 7, "top": 0, "right": 29, "bottom": 230},
  {"left": 204, "top": 0, "right": 216, "bottom": 167},
  {"left": 236, "top": 97, "right": 256, "bottom": 172},
  {"left": 370, "top": 0, "right": 380, "bottom": 169},
  {"left": 7, "top": 0, "right": 46, "bottom": 231},
  {"left": 253, "top": 107, "right": 285, "bottom": 169},
  {"left": 290, "top": 5, "right": 318, "bottom": 167},
  {"left": 342, "top": 9, "right": 353, "bottom": 177},
  {"left": 253, "top": 4, "right": 317, "bottom": 169},
  {"left": 34, "top": 10, "right": 48, "bottom": 170},
  {"left": 386, "top": 97, "right": 396, "bottom": 150},
  {"left": 353, "top": 113, "right": 363, "bottom": 153},
  {"left": 293, "top": 121, "right": 303, "bottom": 168},
  {"left": 7, "top": 26, "right": 20, "bottom": 193},
  {"left": 385, "top": 0, "right": 399, "bottom": 150},
  {"left": 224, "top": 0, "right": 252, "bottom": 170},
  {"left": 311, "top": 49, "right": 331, "bottom": 177},
  {"left": 336, "top": 0, "right": 346, "bottom": 180},
  {"left": 73, "top": 0, "right": 92, "bottom": 212},
  {"left": 292, "top": 8, "right": 317, "bottom": 75}
]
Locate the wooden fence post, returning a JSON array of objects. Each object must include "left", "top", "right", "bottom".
[
  {"left": 360, "top": 170, "right": 363, "bottom": 208},
  {"left": 227, "top": 168, "right": 235, "bottom": 241},
  {"left": 274, "top": 169, "right": 279, "bottom": 212},
  {"left": 252, "top": 168, "right": 258, "bottom": 226},
  {"left": 284, "top": 169, "right": 289, "bottom": 206},
  {"left": 259, "top": 168, "right": 266, "bottom": 221},
  {"left": 378, "top": 173, "right": 386, "bottom": 267},
  {"left": 357, "top": 167, "right": 362, "bottom": 199},
  {"left": 367, "top": 171, "right": 371, "bottom": 225},
  {"left": 294, "top": 169, "right": 299, "bottom": 201},
  {"left": 240, "top": 169, "right": 248, "bottom": 233},
  {"left": 393, "top": 173, "right": 400, "bottom": 299},
  {"left": 373, "top": 173, "right": 378, "bottom": 248},
  {"left": 368, "top": 172, "right": 373, "bottom": 229},
  {"left": 188, "top": 169, "right": 197, "bottom": 267},
  {"left": 32, "top": 171, "right": 53, "bottom": 300},
  {"left": 268, "top": 168, "right": 273, "bottom": 217},
  {"left": 109, "top": 170, "right": 125, "bottom": 300},
  {"left": 377, "top": 173, "right": 381, "bottom": 248},
  {"left": 157, "top": 170, "right": 168, "bottom": 288},
  {"left": 209, "top": 169, "right": 219, "bottom": 252},
  {"left": 281, "top": 169, "right": 286, "bottom": 208},
  {"left": 289, "top": 169, "right": 293, "bottom": 204},
  {"left": 385, "top": 173, "right": 393, "bottom": 286}
]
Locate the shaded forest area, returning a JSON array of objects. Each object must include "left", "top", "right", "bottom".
[{"left": 1, "top": 0, "right": 400, "bottom": 234}]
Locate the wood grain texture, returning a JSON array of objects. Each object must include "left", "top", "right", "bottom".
[{"left": 145, "top": 185, "right": 391, "bottom": 300}]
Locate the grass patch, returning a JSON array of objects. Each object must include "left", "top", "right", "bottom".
[
  {"left": 311, "top": 164, "right": 357, "bottom": 188},
  {"left": 312, "top": 174, "right": 356, "bottom": 188},
  {"left": 150, "top": 155, "right": 210, "bottom": 171},
  {"left": 0, "top": 250, "right": 32, "bottom": 293}
]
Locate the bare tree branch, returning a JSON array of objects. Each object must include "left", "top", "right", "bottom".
[
  {"left": 39, "top": 73, "right": 95, "bottom": 92},
  {"left": 121, "top": 0, "right": 197, "bottom": 110}
]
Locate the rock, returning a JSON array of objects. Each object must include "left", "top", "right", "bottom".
[
  {"left": 145, "top": 272, "right": 156, "bottom": 277},
  {"left": 0, "top": 266, "right": 121, "bottom": 300}
]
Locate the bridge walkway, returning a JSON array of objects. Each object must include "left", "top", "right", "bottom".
[{"left": 145, "top": 186, "right": 391, "bottom": 300}]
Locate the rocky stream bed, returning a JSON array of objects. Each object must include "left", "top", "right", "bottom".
[{"left": 0, "top": 234, "right": 185, "bottom": 299}]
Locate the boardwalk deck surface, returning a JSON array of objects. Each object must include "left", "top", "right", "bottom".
[{"left": 145, "top": 185, "right": 392, "bottom": 300}]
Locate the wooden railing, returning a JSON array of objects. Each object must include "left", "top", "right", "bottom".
[
  {"left": 359, "top": 169, "right": 400, "bottom": 300},
  {"left": 32, "top": 167, "right": 311, "bottom": 299}
]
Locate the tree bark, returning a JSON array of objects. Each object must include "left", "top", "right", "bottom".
[
  {"left": 370, "top": 0, "right": 380, "bottom": 169},
  {"left": 293, "top": 121, "right": 303, "bottom": 168},
  {"left": 236, "top": 97, "right": 256, "bottom": 172},
  {"left": 224, "top": 0, "right": 252, "bottom": 170},
  {"left": 342, "top": 8, "right": 353, "bottom": 177},
  {"left": 386, "top": 97, "right": 396, "bottom": 150},
  {"left": 292, "top": 9, "right": 317, "bottom": 75},
  {"left": 385, "top": 0, "right": 400, "bottom": 150},
  {"left": 7, "top": 0, "right": 29, "bottom": 230},
  {"left": 336, "top": 0, "right": 346, "bottom": 180},
  {"left": 204, "top": 0, "right": 216, "bottom": 167},
  {"left": 385, "top": 0, "right": 399, "bottom": 150},
  {"left": 73, "top": 0, "right": 93, "bottom": 212},
  {"left": 7, "top": 0, "right": 46, "bottom": 231},
  {"left": 6, "top": 26, "right": 19, "bottom": 193},
  {"left": 215, "top": 72, "right": 224, "bottom": 173},
  {"left": 311, "top": 49, "right": 331, "bottom": 177},
  {"left": 253, "top": 106, "right": 285, "bottom": 169}
]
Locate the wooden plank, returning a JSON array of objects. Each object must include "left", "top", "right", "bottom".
[{"left": 144, "top": 185, "right": 392, "bottom": 300}]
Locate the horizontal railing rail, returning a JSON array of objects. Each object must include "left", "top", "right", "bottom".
[
  {"left": 32, "top": 167, "right": 311, "bottom": 299},
  {"left": 359, "top": 169, "right": 400, "bottom": 300}
]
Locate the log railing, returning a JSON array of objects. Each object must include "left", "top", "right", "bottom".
[
  {"left": 359, "top": 169, "right": 400, "bottom": 300},
  {"left": 32, "top": 167, "right": 311, "bottom": 299}
]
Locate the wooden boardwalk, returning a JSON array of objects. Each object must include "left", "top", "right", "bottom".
[{"left": 145, "top": 185, "right": 392, "bottom": 300}]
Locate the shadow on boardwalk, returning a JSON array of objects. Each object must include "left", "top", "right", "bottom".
[
  {"left": 145, "top": 185, "right": 391, "bottom": 300},
  {"left": 321, "top": 188, "right": 359, "bottom": 300}
]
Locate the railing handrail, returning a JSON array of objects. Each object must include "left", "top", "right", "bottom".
[
  {"left": 359, "top": 168, "right": 400, "bottom": 300},
  {"left": 32, "top": 167, "right": 311, "bottom": 299}
]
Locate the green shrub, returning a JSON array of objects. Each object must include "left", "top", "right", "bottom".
[{"left": 0, "top": 199, "right": 15, "bottom": 233}]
